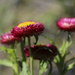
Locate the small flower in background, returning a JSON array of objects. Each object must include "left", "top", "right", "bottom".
[
  {"left": 56, "top": 18, "right": 75, "bottom": 31},
  {"left": 24, "top": 44, "right": 58, "bottom": 60},
  {"left": 11, "top": 21, "right": 44, "bottom": 37},
  {"left": 0, "top": 32, "right": 22, "bottom": 45}
]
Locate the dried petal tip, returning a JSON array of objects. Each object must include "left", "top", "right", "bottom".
[
  {"left": 24, "top": 44, "right": 58, "bottom": 60},
  {"left": 11, "top": 21, "right": 44, "bottom": 37},
  {"left": 0, "top": 32, "right": 22, "bottom": 45},
  {"left": 56, "top": 18, "right": 75, "bottom": 31}
]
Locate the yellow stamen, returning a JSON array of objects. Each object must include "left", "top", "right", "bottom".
[
  {"left": 35, "top": 44, "right": 46, "bottom": 47},
  {"left": 63, "top": 23, "right": 69, "bottom": 26},
  {"left": 18, "top": 21, "right": 36, "bottom": 28}
]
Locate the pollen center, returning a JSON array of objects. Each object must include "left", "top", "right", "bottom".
[
  {"left": 18, "top": 21, "right": 36, "bottom": 28},
  {"left": 63, "top": 23, "right": 69, "bottom": 27}
]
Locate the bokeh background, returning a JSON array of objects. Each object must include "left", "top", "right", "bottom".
[{"left": 0, "top": 0, "right": 75, "bottom": 75}]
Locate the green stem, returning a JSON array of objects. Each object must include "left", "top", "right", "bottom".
[
  {"left": 21, "top": 38, "right": 26, "bottom": 61},
  {"left": 28, "top": 37, "right": 33, "bottom": 75},
  {"left": 20, "top": 37, "right": 27, "bottom": 71},
  {"left": 21, "top": 37, "right": 30, "bottom": 75},
  {"left": 67, "top": 32, "right": 71, "bottom": 42},
  {"left": 58, "top": 57, "right": 65, "bottom": 75},
  {"left": 48, "top": 60, "right": 52, "bottom": 75},
  {"left": 39, "top": 61, "right": 41, "bottom": 75},
  {"left": 12, "top": 44, "right": 19, "bottom": 75},
  {"left": 13, "top": 63, "right": 19, "bottom": 75},
  {"left": 58, "top": 63, "right": 63, "bottom": 75},
  {"left": 39, "top": 60, "right": 42, "bottom": 75}
]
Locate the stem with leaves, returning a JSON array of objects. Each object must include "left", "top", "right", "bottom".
[
  {"left": 12, "top": 44, "right": 19, "bottom": 75},
  {"left": 20, "top": 37, "right": 30, "bottom": 75}
]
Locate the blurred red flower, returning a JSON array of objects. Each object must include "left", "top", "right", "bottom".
[
  {"left": 0, "top": 32, "right": 22, "bottom": 45},
  {"left": 24, "top": 44, "right": 58, "bottom": 60},
  {"left": 56, "top": 18, "right": 75, "bottom": 31},
  {"left": 11, "top": 21, "right": 44, "bottom": 37}
]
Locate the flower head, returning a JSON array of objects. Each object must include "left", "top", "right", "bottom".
[
  {"left": 24, "top": 44, "right": 58, "bottom": 60},
  {"left": 11, "top": 21, "right": 44, "bottom": 37},
  {"left": 0, "top": 32, "right": 22, "bottom": 45},
  {"left": 56, "top": 18, "right": 75, "bottom": 31}
]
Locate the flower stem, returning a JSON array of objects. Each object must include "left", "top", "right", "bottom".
[
  {"left": 13, "top": 63, "right": 19, "bottom": 75},
  {"left": 28, "top": 37, "right": 33, "bottom": 75},
  {"left": 21, "top": 38, "right": 26, "bottom": 61},
  {"left": 48, "top": 60, "right": 52, "bottom": 75},
  {"left": 67, "top": 32, "right": 71, "bottom": 42},
  {"left": 20, "top": 37, "right": 27, "bottom": 72},
  {"left": 12, "top": 44, "right": 19, "bottom": 75},
  {"left": 21, "top": 37, "right": 30, "bottom": 75},
  {"left": 39, "top": 61, "right": 41, "bottom": 75}
]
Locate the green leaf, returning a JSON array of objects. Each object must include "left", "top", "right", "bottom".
[
  {"left": 59, "top": 40, "right": 72, "bottom": 57},
  {"left": 59, "top": 40, "right": 65, "bottom": 52},
  {"left": 67, "top": 62, "right": 75, "bottom": 70},
  {"left": 7, "top": 48, "right": 14, "bottom": 54},
  {"left": 54, "top": 55, "right": 60, "bottom": 63},
  {"left": 0, "top": 47, "right": 7, "bottom": 52},
  {"left": 0, "top": 59, "right": 14, "bottom": 69},
  {"left": 39, "top": 60, "right": 47, "bottom": 75},
  {"left": 6, "top": 48, "right": 16, "bottom": 62},
  {"left": 42, "top": 35, "right": 55, "bottom": 45},
  {"left": 34, "top": 35, "right": 39, "bottom": 45},
  {"left": 0, "top": 47, "right": 16, "bottom": 62},
  {"left": 63, "top": 41, "right": 72, "bottom": 57},
  {"left": 48, "top": 60, "right": 53, "bottom": 75},
  {"left": 65, "top": 57, "right": 75, "bottom": 65},
  {"left": 20, "top": 62, "right": 30, "bottom": 75},
  {"left": 56, "top": 30, "right": 60, "bottom": 36}
]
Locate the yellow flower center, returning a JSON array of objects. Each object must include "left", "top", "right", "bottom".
[
  {"left": 18, "top": 21, "right": 36, "bottom": 28},
  {"left": 63, "top": 23, "right": 71, "bottom": 27},
  {"left": 35, "top": 44, "right": 46, "bottom": 47}
]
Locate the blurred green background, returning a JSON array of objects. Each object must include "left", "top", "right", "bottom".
[{"left": 0, "top": 0, "right": 75, "bottom": 75}]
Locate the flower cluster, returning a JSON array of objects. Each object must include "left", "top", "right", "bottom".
[
  {"left": 24, "top": 44, "right": 58, "bottom": 60},
  {"left": 11, "top": 21, "right": 44, "bottom": 37},
  {"left": 0, "top": 17, "right": 75, "bottom": 75},
  {"left": 0, "top": 32, "right": 22, "bottom": 45},
  {"left": 0, "top": 20, "right": 58, "bottom": 60},
  {"left": 56, "top": 18, "right": 75, "bottom": 31}
]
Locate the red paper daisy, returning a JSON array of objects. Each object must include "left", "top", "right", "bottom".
[
  {"left": 56, "top": 18, "right": 75, "bottom": 31},
  {"left": 0, "top": 32, "right": 22, "bottom": 45},
  {"left": 11, "top": 21, "right": 44, "bottom": 37},
  {"left": 24, "top": 44, "right": 58, "bottom": 60}
]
